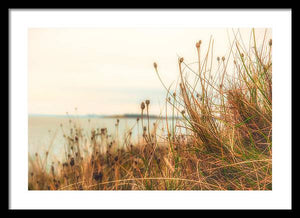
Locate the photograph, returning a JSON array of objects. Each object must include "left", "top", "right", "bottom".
[{"left": 28, "top": 27, "right": 272, "bottom": 191}]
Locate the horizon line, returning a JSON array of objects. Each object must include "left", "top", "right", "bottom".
[{"left": 28, "top": 113, "right": 164, "bottom": 117}]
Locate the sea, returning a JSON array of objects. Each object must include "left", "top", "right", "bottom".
[{"left": 28, "top": 115, "right": 170, "bottom": 163}]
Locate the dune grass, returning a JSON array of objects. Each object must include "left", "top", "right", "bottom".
[{"left": 28, "top": 29, "right": 272, "bottom": 190}]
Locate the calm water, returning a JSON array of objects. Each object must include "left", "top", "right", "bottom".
[{"left": 28, "top": 116, "right": 168, "bottom": 163}]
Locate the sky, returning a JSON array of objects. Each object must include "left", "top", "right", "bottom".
[{"left": 28, "top": 28, "right": 271, "bottom": 115}]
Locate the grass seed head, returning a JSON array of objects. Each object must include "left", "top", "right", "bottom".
[
  {"left": 141, "top": 102, "right": 145, "bottom": 110},
  {"left": 70, "top": 157, "right": 75, "bottom": 167},
  {"left": 93, "top": 171, "right": 103, "bottom": 182}
]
